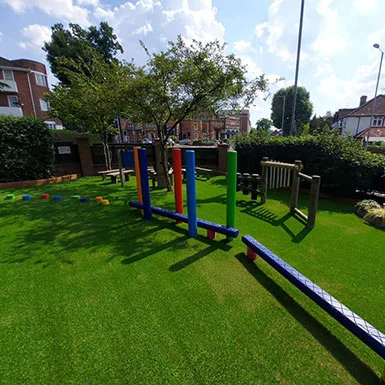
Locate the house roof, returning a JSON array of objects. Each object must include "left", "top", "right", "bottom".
[
  {"left": 347, "top": 94, "right": 385, "bottom": 117},
  {"left": 355, "top": 126, "right": 385, "bottom": 139},
  {"left": 0, "top": 57, "right": 17, "bottom": 67},
  {"left": 336, "top": 108, "right": 355, "bottom": 120}
]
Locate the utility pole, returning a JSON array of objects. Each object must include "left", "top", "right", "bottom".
[{"left": 290, "top": 0, "right": 305, "bottom": 136}]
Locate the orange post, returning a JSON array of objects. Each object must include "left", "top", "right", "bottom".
[
  {"left": 172, "top": 148, "right": 183, "bottom": 215},
  {"left": 133, "top": 147, "right": 143, "bottom": 204}
]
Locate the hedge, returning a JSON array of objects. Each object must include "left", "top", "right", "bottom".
[
  {"left": 0, "top": 116, "right": 54, "bottom": 182},
  {"left": 234, "top": 132, "right": 385, "bottom": 196}
]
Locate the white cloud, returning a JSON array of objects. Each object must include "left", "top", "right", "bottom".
[
  {"left": 3, "top": 0, "right": 90, "bottom": 25},
  {"left": 369, "top": 26, "right": 385, "bottom": 47},
  {"left": 77, "top": 0, "right": 98, "bottom": 6},
  {"left": 93, "top": 0, "right": 225, "bottom": 64},
  {"left": 18, "top": 24, "right": 51, "bottom": 51},
  {"left": 311, "top": 0, "right": 346, "bottom": 57},
  {"left": 354, "top": 0, "right": 377, "bottom": 14},
  {"left": 233, "top": 40, "right": 252, "bottom": 53}
]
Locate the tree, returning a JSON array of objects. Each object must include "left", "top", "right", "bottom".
[
  {"left": 124, "top": 36, "right": 267, "bottom": 191},
  {"left": 271, "top": 86, "right": 313, "bottom": 136},
  {"left": 309, "top": 114, "right": 332, "bottom": 134},
  {"left": 256, "top": 118, "right": 273, "bottom": 132},
  {"left": 46, "top": 55, "right": 133, "bottom": 169},
  {"left": 43, "top": 22, "right": 123, "bottom": 85}
]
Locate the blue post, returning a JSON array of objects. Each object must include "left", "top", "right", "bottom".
[
  {"left": 138, "top": 148, "right": 152, "bottom": 220},
  {"left": 185, "top": 150, "right": 197, "bottom": 238}
]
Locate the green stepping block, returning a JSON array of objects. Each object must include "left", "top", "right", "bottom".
[
  {"left": 5, "top": 194, "right": 15, "bottom": 200},
  {"left": 71, "top": 195, "right": 81, "bottom": 199}
]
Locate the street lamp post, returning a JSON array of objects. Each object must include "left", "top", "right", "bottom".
[
  {"left": 365, "top": 43, "right": 384, "bottom": 149},
  {"left": 290, "top": 0, "right": 305, "bottom": 136}
]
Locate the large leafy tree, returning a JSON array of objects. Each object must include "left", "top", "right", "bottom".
[
  {"left": 46, "top": 56, "right": 133, "bottom": 169},
  {"left": 124, "top": 36, "right": 267, "bottom": 191},
  {"left": 271, "top": 86, "right": 313, "bottom": 136},
  {"left": 43, "top": 22, "right": 123, "bottom": 85}
]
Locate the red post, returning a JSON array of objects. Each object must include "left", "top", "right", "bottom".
[
  {"left": 172, "top": 148, "right": 183, "bottom": 215},
  {"left": 247, "top": 247, "right": 257, "bottom": 261},
  {"left": 207, "top": 229, "right": 216, "bottom": 240}
]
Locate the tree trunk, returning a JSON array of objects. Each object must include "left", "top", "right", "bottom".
[
  {"left": 160, "top": 143, "right": 172, "bottom": 192},
  {"left": 101, "top": 131, "right": 112, "bottom": 170}
]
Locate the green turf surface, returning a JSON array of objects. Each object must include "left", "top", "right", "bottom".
[{"left": 1, "top": 176, "right": 384, "bottom": 384}]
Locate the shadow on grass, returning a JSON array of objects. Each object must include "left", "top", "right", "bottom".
[
  {"left": 235, "top": 252, "right": 381, "bottom": 385},
  {"left": 237, "top": 200, "right": 312, "bottom": 243}
]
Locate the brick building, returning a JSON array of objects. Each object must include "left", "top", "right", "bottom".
[
  {"left": 0, "top": 57, "right": 62, "bottom": 129},
  {"left": 119, "top": 109, "right": 251, "bottom": 143}
]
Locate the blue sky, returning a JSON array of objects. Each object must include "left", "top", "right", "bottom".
[{"left": 1, "top": 0, "right": 385, "bottom": 127}]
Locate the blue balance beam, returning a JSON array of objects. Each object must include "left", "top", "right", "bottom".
[
  {"left": 242, "top": 234, "right": 385, "bottom": 360},
  {"left": 129, "top": 201, "right": 239, "bottom": 239}
]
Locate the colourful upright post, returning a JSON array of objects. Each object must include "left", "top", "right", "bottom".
[
  {"left": 133, "top": 147, "right": 143, "bottom": 204},
  {"left": 185, "top": 150, "right": 197, "bottom": 238},
  {"left": 172, "top": 148, "right": 183, "bottom": 215},
  {"left": 138, "top": 148, "right": 152, "bottom": 220},
  {"left": 226, "top": 150, "right": 237, "bottom": 241}
]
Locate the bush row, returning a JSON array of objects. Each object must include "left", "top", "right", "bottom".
[
  {"left": 234, "top": 132, "right": 385, "bottom": 195},
  {"left": 0, "top": 116, "right": 54, "bottom": 183}
]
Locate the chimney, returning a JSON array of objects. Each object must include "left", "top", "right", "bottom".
[{"left": 360, "top": 95, "right": 367, "bottom": 106}]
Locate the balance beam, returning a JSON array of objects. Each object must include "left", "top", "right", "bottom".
[
  {"left": 242, "top": 234, "right": 385, "bottom": 360},
  {"left": 129, "top": 201, "right": 239, "bottom": 239}
]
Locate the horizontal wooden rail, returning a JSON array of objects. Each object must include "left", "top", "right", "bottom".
[
  {"left": 261, "top": 161, "right": 303, "bottom": 170},
  {"left": 298, "top": 172, "right": 312, "bottom": 182}
]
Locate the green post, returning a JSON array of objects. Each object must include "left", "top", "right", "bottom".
[{"left": 226, "top": 150, "right": 237, "bottom": 241}]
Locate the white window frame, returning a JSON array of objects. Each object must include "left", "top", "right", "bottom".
[
  {"left": 8, "top": 95, "right": 19, "bottom": 107},
  {"left": 3, "top": 69, "right": 14, "bottom": 81},
  {"left": 373, "top": 116, "right": 384, "bottom": 127},
  {"left": 39, "top": 99, "right": 50, "bottom": 112},
  {"left": 44, "top": 121, "right": 56, "bottom": 129},
  {"left": 35, "top": 72, "right": 47, "bottom": 87},
  {"left": 194, "top": 123, "right": 198, "bottom": 130},
  {"left": 194, "top": 133, "right": 198, "bottom": 139}
]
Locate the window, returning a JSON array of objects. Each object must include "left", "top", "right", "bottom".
[
  {"left": 8, "top": 96, "right": 19, "bottom": 107},
  {"left": 3, "top": 70, "right": 14, "bottom": 80},
  {"left": 194, "top": 123, "right": 198, "bottom": 130},
  {"left": 40, "top": 99, "right": 50, "bottom": 111},
  {"left": 35, "top": 73, "right": 47, "bottom": 87},
  {"left": 194, "top": 133, "right": 198, "bottom": 139},
  {"left": 44, "top": 121, "right": 56, "bottom": 129},
  {"left": 373, "top": 116, "right": 384, "bottom": 127}
]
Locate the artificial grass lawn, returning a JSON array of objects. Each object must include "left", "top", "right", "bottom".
[{"left": 1, "top": 176, "right": 384, "bottom": 385}]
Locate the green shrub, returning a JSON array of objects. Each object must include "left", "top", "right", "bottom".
[
  {"left": 234, "top": 132, "right": 385, "bottom": 196},
  {"left": 354, "top": 199, "right": 381, "bottom": 218},
  {"left": 363, "top": 207, "right": 385, "bottom": 228},
  {"left": 0, "top": 116, "right": 54, "bottom": 182}
]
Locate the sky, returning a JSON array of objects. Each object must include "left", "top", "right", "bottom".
[{"left": 1, "top": 0, "right": 385, "bottom": 127}]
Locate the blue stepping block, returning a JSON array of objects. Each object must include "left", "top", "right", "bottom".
[
  {"left": 80, "top": 197, "right": 89, "bottom": 202},
  {"left": 22, "top": 194, "right": 31, "bottom": 201},
  {"left": 53, "top": 196, "right": 63, "bottom": 201}
]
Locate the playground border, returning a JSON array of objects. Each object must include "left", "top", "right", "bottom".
[{"left": 0, "top": 174, "right": 80, "bottom": 190}]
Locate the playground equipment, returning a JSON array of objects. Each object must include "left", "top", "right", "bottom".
[
  {"left": 41, "top": 194, "right": 49, "bottom": 199},
  {"left": 239, "top": 158, "right": 321, "bottom": 229},
  {"left": 129, "top": 148, "right": 239, "bottom": 240},
  {"left": 80, "top": 197, "right": 89, "bottom": 202},
  {"left": 102, "top": 199, "right": 110, "bottom": 206},
  {"left": 242, "top": 234, "right": 385, "bottom": 381},
  {"left": 72, "top": 195, "right": 81, "bottom": 200},
  {"left": 22, "top": 194, "right": 31, "bottom": 201},
  {"left": 96, "top": 196, "right": 103, "bottom": 203},
  {"left": 53, "top": 196, "right": 63, "bottom": 201}
]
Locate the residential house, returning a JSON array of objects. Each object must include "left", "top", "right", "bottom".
[
  {"left": 0, "top": 56, "right": 62, "bottom": 129},
  {"left": 333, "top": 95, "right": 385, "bottom": 142}
]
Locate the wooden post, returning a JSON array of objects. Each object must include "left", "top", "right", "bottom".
[
  {"left": 118, "top": 149, "right": 125, "bottom": 187},
  {"left": 290, "top": 160, "right": 302, "bottom": 212},
  {"left": 307, "top": 175, "right": 321, "bottom": 229},
  {"left": 261, "top": 157, "right": 268, "bottom": 203}
]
